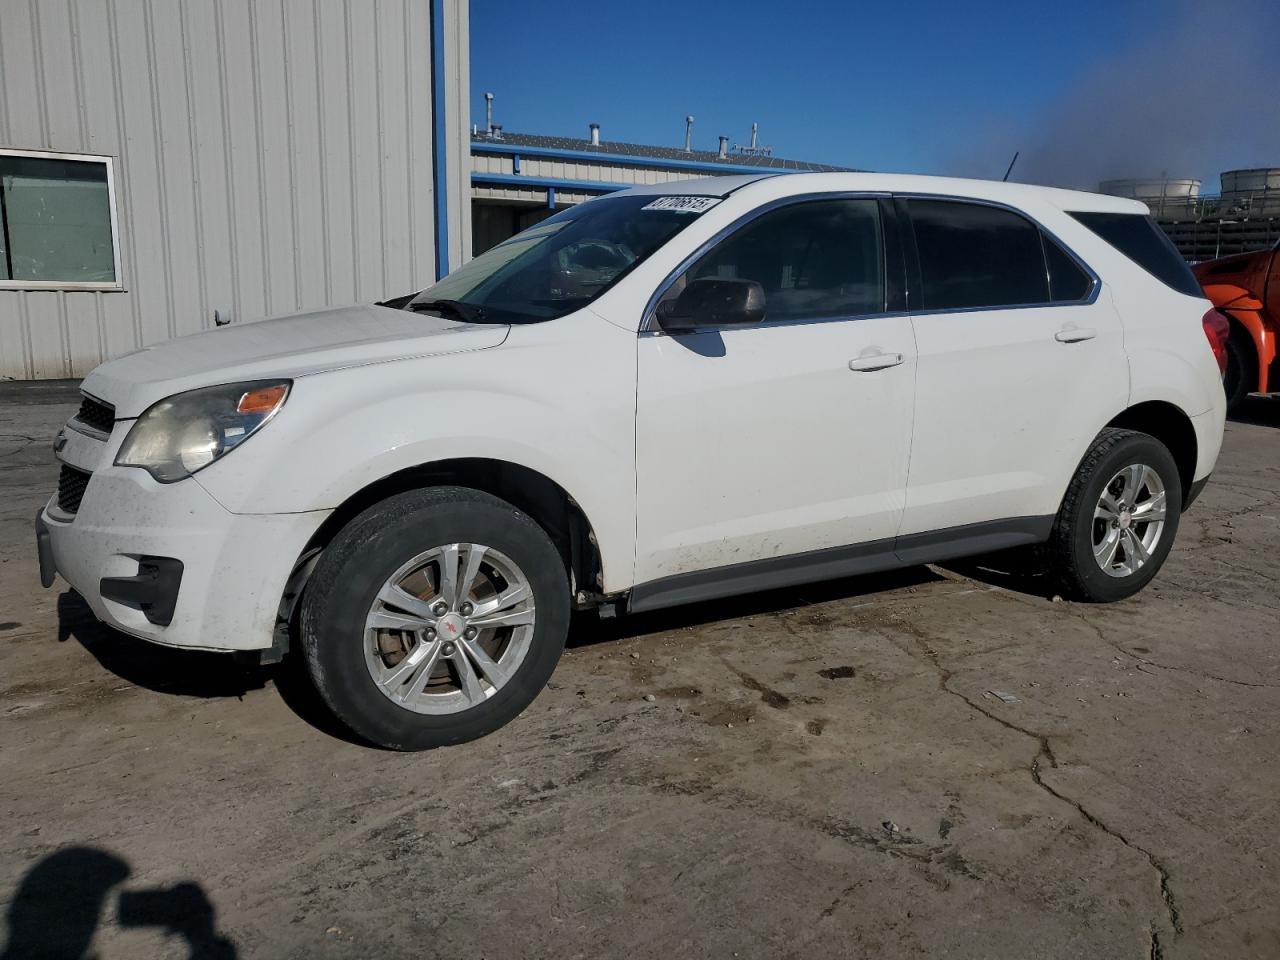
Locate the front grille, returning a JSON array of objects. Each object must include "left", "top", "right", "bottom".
[
  {"left": 57, "top": 465, "right": 92, "bottom": 515},
  {"left": 75, "top": 394, "right": 115, "bottom": 434}
]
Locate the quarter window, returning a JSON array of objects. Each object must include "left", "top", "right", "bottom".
[
  {"left": 1042, "top": 233, "right": 1093, "bottom": 302},
  {"left": 0, "top": 150, "right": 121, "bottom": 289},
  {"left": 681, "top": 198, "right": 884, "bottom": 324},
  {"left": 907, "top": 199, "right": 1049, "bottom": 310}
]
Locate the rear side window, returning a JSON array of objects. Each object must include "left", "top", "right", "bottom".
[
  {"left": 1069, "top": 212, "right": 1201, "bottom": 297},
  {"left": 686, "top": 198, "right": 884, "bottom": 323},
  {"left": 907, "top": 200, "right": 1048, "bottom": 310}
]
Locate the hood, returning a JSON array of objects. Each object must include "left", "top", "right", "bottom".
[{"left": 82, "top": 304, "right": 510, "bottom": 417}]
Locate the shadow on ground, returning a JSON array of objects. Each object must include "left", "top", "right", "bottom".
[
  {"left": 0, "top": 846, "right": 236, "bottom": 960},
  {"left": 1228, "top": 394, "right": 1280, "bottom": 428}
]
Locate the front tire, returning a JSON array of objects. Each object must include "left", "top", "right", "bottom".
[
  {"left": 301, "top": 487, "right": 570, "bottom": 750},
  {"left": 1046, "top": 429, "right": 1181, "bottom": 602}
]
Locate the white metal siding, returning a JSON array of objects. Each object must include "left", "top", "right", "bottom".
[{"left": 0, "top": 0, "right": 469, "bottom": 380}]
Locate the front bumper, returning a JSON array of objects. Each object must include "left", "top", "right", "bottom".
[{"left": 39, "top": 464, "right": 328, "bottom": 652}]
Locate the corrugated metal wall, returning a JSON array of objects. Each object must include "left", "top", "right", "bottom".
[{"left": 0, "top": 0, "right": 469, "bottom": 380}]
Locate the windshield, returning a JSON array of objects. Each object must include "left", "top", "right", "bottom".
[{"left": 409, "top": 194, "right": 713, "bottom": 323}]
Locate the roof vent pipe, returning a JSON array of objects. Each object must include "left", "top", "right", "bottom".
[
  {"left": 490, "top": 124, "right": 503, "bottom": 141},
  {"left": 750, "top": 122, "right": 758, "bottom": 150},
  {"left": 589, "top": 122, "right": 600, "bottom": 146},
  {"left": 484, "top": 92, "right": 494, "bottom": 136},
  {"left": 684, "top": 115, "right": 695, "bottom": 153},
  {"left": 718, "top": 136, "right": 729, "bottom": 159}
]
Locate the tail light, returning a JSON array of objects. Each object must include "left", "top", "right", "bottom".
[{"left": 1201, "top": 309, "right": 1230, "bottom": 374}]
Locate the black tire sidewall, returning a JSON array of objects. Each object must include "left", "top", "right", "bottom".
[
  {"left": 1065, "top": 436, "right": 1182, "bottom": 602},
  {"left": 1223, "top": 335, "right": 1250, "bottom": 411},
  {"left": 302, "top": 490, "right": 569, "bottom": 750}
]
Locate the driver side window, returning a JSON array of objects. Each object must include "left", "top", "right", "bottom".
[{"left": 680, "top": 198, "right": 885, "bottom": 324}]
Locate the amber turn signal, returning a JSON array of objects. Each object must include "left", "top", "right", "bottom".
[{"left": 237, "top": 384, "right": 289, "bottom": 414}]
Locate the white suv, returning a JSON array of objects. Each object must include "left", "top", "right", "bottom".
[{"left": 37, "top": 173, "right": 1226, "bottom": 749}]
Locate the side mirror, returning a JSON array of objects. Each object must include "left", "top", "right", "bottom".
[{"left": 656, "top": 278, "right": 766, "bottom": 334}]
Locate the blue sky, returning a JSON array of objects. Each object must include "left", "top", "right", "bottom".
[{"left": 470, "top": 0, "right": 1280, "bottom": 190}]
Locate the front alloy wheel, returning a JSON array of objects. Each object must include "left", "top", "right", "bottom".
[
  {"left": 301, "top": 487, "right": 570, "bottom": 750},
  {"left": 364, "top": 543, "right": 537, "bottom": 714}
]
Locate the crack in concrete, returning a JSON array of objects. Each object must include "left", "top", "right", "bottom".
[
  {"left": 880, "top": 621, "right": 1183, "bottom": 949},
  {"left": 1071, "top": 612, "right": 1280, "bottom": 690}
]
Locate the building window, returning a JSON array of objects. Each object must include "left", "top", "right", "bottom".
[{"left": 0, "top": 149, "right": 122, "bottom": 291}]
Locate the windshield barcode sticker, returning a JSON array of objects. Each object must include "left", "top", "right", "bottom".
[{"left": 641, "top": 196, "right": 722, "bottom": 214}]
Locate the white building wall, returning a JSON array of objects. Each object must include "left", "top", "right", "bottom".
[{"left": 0, "top": 0, "right": 469, "bottom": 380}]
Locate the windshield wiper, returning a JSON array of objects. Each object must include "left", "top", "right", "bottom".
[{"left": 408, "top": 298, "right": 488, "bottom": 323}]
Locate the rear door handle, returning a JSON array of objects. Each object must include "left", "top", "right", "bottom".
[
  {"left": 848, "top": 351, "right": 904, "bottom": 372},
  {"left": 1055, "top": 325, "right": 1097, "bottom": 343}
]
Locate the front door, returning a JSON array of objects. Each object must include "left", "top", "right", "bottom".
[{"left": 634, "top": 197, "right": 916, "bottom": 587}]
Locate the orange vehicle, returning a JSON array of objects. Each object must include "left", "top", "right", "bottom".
[{"left": 1192, "top": 239, "right": 1280, "bottom": 410}]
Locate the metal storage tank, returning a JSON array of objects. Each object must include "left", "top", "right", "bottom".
[
  {"left": 0, "top": 0, "right": 472, "bottom": 380},
  {"left": 1098, "top": 178, "right": 1201, "bottom": 201},
  {"left": 1220, "top": 168, "right": 1280, "bottom": 197}
]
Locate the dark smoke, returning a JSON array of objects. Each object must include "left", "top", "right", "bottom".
[{"left": 954, "top": 0, "right": 1280, "bottom": 192}]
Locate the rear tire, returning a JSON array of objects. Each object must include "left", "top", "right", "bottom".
[
  {"left": 1223, "top": 328, "right": 1254, "bottom": 413},
  {"left": 301, "top": 486, "right": 570, "bottom": 750},
  {"left": 1046, "top": 429, "right": 1181, "bottom": 602}
]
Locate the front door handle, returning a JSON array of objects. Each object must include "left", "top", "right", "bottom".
[
  {"left": 1055, "top": 325, "right": 1097, "bottom": 343},
  {"left": 848, "top": 351, "right": 904, "bottom": 372}
]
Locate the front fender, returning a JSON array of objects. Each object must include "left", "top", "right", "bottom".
[{"left": 194, "top": 315, "right": 639, "bottom": 591}]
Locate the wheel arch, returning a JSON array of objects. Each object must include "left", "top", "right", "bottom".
[
  {"left": 278, "top": 458, "right": 608, "bottom": 637},
  {"left": 1103, "top": 401, "right": 1197, "bottom": 507}
]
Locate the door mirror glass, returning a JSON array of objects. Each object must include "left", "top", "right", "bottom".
[{"left": 656, "top": 277, "right": 766, "bottom": 333}]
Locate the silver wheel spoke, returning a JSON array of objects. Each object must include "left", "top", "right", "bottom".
[
  {"left": 469, "top": 606, "right": 535, "bottom": 629},
  {"left": 460, "top": 636, "right": 511, "bottom": 687},
  {"left": 1094, "top": 502, "right": 1118, "bottom": 522},
  {"left": 1126, "top": 529, "right": 1151, "bottom": 565},
  {"left": 1094, "top": 528, "right": 1121, "bottom": 568},
  {"left": 367, "top": 609, "right": 432, "bottom": 632},
  {"left": 400, "top": 644, "right": 442, "bottom": 701},
  {"left": 457, "top": 545, "right": 488, "bottom": 606},
  {"left": 1132, "top": 491, "right": 1166, "bottom": 522},
  {"left": 376, "top": 583, "right": 437, "bottom": 621},
  {"left": 1122, "top": 463, "right": 1144, "bottom": 499},
  {"left": 436, "top": 543, "right": 462, "bottom": 608},
  {"left": 471, "top": 583, "right": 531, "bottom": 619},
  {"left": 452, "top": 647, "right": 486, "bottom": 704},
  {"left": 379, "top": 638, "right": 436, "bottom": 688}
]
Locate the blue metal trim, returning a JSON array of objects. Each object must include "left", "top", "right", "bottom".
[
  {"left": 547, "top": 187, "right": 556, "bottom": 210},
  {"left": 471, "top": 172, "right": 629, "bottom": 193},
  {"left": 512, "top": 153, "right": 521, "bottom": 174},
  {"left": 429, "top": 0, "right": 449, "bottom": 278},
  {"left": 471, "top": 141, "right": 816, "bottom": 176}
]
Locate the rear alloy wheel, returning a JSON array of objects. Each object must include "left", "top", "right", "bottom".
[
  {"left": 302, "top": 487, "right": 569, "bottom": 750},
  {"left": 1046, "top": 428, "right": 1182, "bottom": 602}
]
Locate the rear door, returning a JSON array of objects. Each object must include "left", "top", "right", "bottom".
[
  {"left": 634, "top": 196, "right": 916, "bottom": 587},
  {"left": 899, "top": 197, "right": 1129, "bottom": 539}
]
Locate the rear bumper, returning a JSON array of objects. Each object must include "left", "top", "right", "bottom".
[{"left": 39, "top": 465, "right": 329, "bottom": 652}]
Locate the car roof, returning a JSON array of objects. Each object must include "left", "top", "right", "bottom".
[{"left": 617, "top": 171, "right": 1148, "bottom": 215}]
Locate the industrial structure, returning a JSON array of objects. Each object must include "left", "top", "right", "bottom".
[
  {"left": 1, "top": 0, "right": 471, "bottom": 381},
  {"left": 470, "top": 102, "right": 853, "bottom": 254},
  {"left": 1101, "top": 169, "right": 1280, "bottom": 261}
]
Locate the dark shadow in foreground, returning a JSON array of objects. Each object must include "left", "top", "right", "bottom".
[{"left": 0, "top": 846, "right": 236, "bottom": 960}]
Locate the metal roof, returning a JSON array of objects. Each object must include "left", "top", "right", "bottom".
[{"left": 471, "top": 131, "right": 858, "bottom": 172}]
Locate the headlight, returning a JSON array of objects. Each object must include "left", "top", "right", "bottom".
[{"left": 116, "top": 380, "right": 291, "bottom": 482}]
